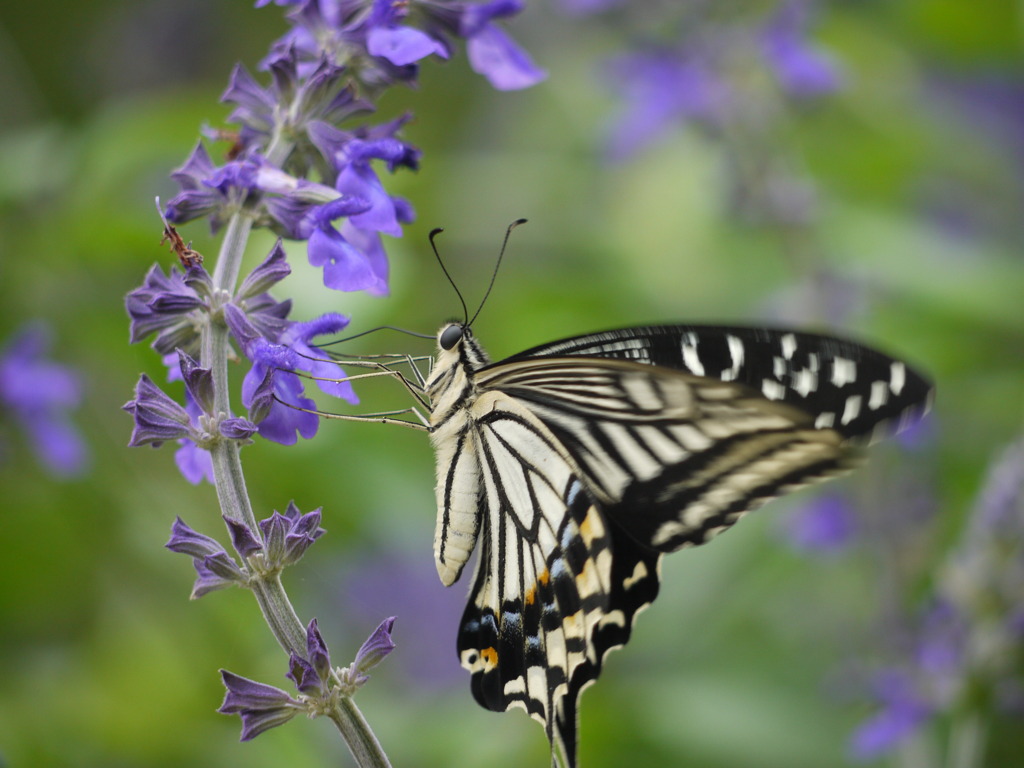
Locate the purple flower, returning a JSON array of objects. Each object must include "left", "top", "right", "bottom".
[
  {"left": 259, "top": 501, "right": 326, "bottom": 567},
  {"left": 459, "top": 0, "right": 546, "bottom": 91},
  {"left": 604, "top": 50, "right": 726, "bottom": 160},
  {"left": 226, "top": 302, "right": 357, "bottom": 445},
  {"left": 163, "top": 143, "right": 238, "bottom": 230},
  {"left": 849, "top": 670, "right": 933, "bottom": 760},
  {"left": 124, "top": 353, "right": 257, "bottom": 483},
  {"left": 287, "top": 619, "right": 334, "bottom": 695},
  {"left": 218, "top": 670, "right": 305, "bottom": 740},
  {"left": 353, "top": 616, "right": 396, "bottom": 676},
  {"left": 224, "top": 517, "right": 264, "bottom": 560},
  {"left": 761, "top": 1, "right": 841, "bottom": 98},
  {"left": 166, "top": 517, "right": 248, "bottom": 598},
  {"left": 123, "top": 373, "right": 196, "bottom": 448},
  {"left": 781, "top": 492, "right": 857, "bottom": 554},
  {"left": 365, "top": 0, "right": 449, "bottom": 66},
  {"left": 0, "top": 324, "right": 86, "bottom": 477},
  {"left": 126, "top": 262, "right": 212, "bottom": 357}
]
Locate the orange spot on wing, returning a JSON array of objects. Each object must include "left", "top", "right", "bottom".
[{"left": 480, "top": 647, "right": 498, "bottom": 668}]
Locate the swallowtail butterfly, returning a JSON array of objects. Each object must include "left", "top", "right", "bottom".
[{"left": 343, "top": 316, "right": 931, "bottom": 767}]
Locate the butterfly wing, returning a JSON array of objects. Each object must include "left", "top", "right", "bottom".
[
  {"left": 454, "top": 396, "right": 660, "bottom": 768},
  {"left": 503, "top": 324, "right": 933, "bottom": 442},
  {"left": 479, "top": 356, "right": 867, "bottom": 552}
]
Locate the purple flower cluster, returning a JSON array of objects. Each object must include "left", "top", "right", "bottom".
[
  {"left": 849, "top": 438, "right": 1024, "bottom": 760},
  {"left": 163, "top": 0, "right": 543, "bottom": 296},
  {"left": 0, "top": 324, "right": 86, "bottom": 477},
  {"left": 594, "top": 1, "right": 840, "bottom": 161},
  {"left": 166, "top": 502, "right": 325, "bottom": 597},
  {"left": 126, "top": 242, "right": 357, "bottom": 482},
  {"left": 219, "top": 615, "right": 396, "bottom": 740}
]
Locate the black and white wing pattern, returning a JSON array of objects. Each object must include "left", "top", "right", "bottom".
[{"left": 423, "top": 322, "right": 932, "bottom": 768}]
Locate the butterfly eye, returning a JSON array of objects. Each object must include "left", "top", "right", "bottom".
[{"left": 439, "top": 324, "right": 464, "bottom": 351}]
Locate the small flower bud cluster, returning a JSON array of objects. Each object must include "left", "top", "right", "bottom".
[{"left": 219, "top": 616, "right": 396, "bottom": 740}]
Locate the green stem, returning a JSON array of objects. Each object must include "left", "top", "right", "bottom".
[{"left": 946, "top": 713, "right": 986, "bottom": 768}]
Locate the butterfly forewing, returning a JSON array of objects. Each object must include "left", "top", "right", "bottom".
[
  {"left": 423, "top": 322, "right": 933, "bottom": 768},
  {"left": 504, "top": 324, "right": 933, "bottom": 442}
]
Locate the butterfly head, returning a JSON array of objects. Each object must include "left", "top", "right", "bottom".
[
  {"left": 432, "top": 322, "right": 490, "bottom": 382},
  {"left": 439, "top": 322, "right": 465, "bottom": 351}
]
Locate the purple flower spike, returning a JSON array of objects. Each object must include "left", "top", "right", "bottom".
[
  {"left": 353, "top": 617, "right": 397, "bottom": 676},
  {"left": 0, "top": 324, "right": 86, "bottom": 477},
  {"left": 123, "top": 374, "right": 194, "bottom": 447},
  {"left": 219, "top": 670, "right": 304, "bottom": 741}
]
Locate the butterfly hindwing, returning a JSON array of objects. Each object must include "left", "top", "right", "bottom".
[{"left": 453, "top": 401, "right": 659, "bottom": 768}]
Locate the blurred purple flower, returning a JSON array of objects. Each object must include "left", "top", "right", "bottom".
[
  {"left": 459, "top": 0, "right": 546, "bottom": 90},
  {"left": 340, "top": 547, "right": 465, "bottom": 689},
  {"left": 849, "top": 670, "right": 933, "bottom": 760},
  {"left": 0, "top": 324, "right": 86, "bottom": 477},
  {"left": 782, "top": 492, "right": 857, "bottom": 554},
  {"left": 760, "top": 1, "right": 841, "bottom": 98},
  {"left": 604, "top": 51, "right": 725, "bottom": 160}
]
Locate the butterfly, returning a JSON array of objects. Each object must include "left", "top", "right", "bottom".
[{"left": 329, "top": 316, "right": 932, "bottom": 767}]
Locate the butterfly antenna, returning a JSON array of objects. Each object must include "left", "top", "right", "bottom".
[
  {"left": 429, "top": 227, "right": 469, "bottom": 325},
  {"left": 467, "top": 218, "right": 527, "bottom": 328}
]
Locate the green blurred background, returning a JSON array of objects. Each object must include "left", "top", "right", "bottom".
[{"left": 1, "top": 1, "right": 1022, "bottom": 767}]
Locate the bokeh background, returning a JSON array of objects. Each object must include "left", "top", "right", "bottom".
[{"left": 1, "top": 1, "right": 1022, "bottom": 767}]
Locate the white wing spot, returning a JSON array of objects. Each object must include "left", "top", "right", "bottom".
[
  {"left": 723, "top": 335, "right": 745, "bottom": 381},
  {"left": 773, "top": 356, "right": 786, "bottom": 378},
  {"left": 791, "top": 368, "right": 818, "bottom": 397},
  {"left": 869, "top": 380, "right": 889, "bottom": 410},
  {"left": 780, "top": 333, "right": 797, "bottom": 360},
  {"left": 890, "top": 362, "right": 906, "bottom": 395},
  {"left": 815, "top": 412, "right": 836, "bottom": 429},
  {"left": 622, "top": 561, "right": 649, "bottom": 590},
  {"left": 831, "top": 357, "right": 857, "bottom": 387},
  {"left": 841, "top": 395, "right": 862, "bottom": 425},
  {"left": 681, "top": 335, "right": 704, "bottom": 376},
  {"left": 761, "top": 378, "right": 786, "bottom": 401}
]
